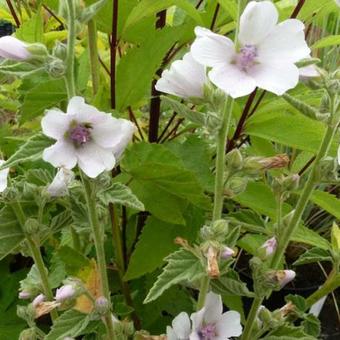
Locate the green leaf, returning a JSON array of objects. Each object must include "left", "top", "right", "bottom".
[
  {"left": 124, "top": 215, "right": 200, "bottom": 280},
  {"left": 211, "top": 276, "right": 255, "bottom": 297},
  {"left": 98, "top": 182, "right": 145, "bottom": 211},
  {"left": 0, "top": 134, "right": 52, "bottom": 170},
  {"left": 122, "top": 143, "right": 210, "bottom": 224},
  {"left": 15, "top": 14, "right": 43, "bottom": 42},
  {"left": 57, "top": 246, "right": 91, "bottom": 275},
  {"left": 245, "top": 111, "right": 333, "bottom": 153},
  {"left": 216, "top": 0, "right": 238, "bottom": 19},
  {"left": 264, "top": 324, "right": 315, "bottom": 340},
  {"left": 144, "top": 249, "right": 205, "bottom": 303},
  {"left": 45, "top": 310, "right": 90, "bottom": 340},
  {"left": 124, "top": 0, "right": 203, "bottom": 31},
  {"left": 292, "top": 225, "right": 330, "bottom": 250},
  {"left": 285, "top": 294, "right": 307, "bottom": 312},
  {"left": 312, "top": 35, "right": 340, "bottom": 49},
  {"left": 20, "top": 79, "right": 67, "bottom": 123},
  {"left": 0, "top": 206, "right": 24, "bottom": 260},
  {"left": 311, "top": 190, "right": 340, "bottom": 220},
  {"left": 303, "top": 314, "right": 321, "bottom": 337},
  {"left": 116, "top": 26, "right": 185, "bottom": 110},
  {"left": 293, "top": 247, "right": 332, "bottom": 266},
  {"left": 49, "top": 210, "right": 73, "bottom": 234}
]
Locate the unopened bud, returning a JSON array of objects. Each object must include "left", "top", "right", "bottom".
[
  {"left": 26, "top": 43, "right": 48, "bottom": 58},
  {"left": 244, "top": 154, "right": 290, "bottom": 173},
  {"left": 24, "top": 218, "right": 40, "bottom": 235},
  {"left": 226, "top": 149, "right": 243, "bottom": 171},
  {"left": 55, "top": 284, "right": 75, "bottom": 302},
  {"left": 19, "top": 328, "right": 36, "bottom": 340},
  {"left": 45, "top": 58, "right": 66, "bottom": 78},
  {"left": 258, "top": 305, "right": 272, "bottom": 324},
  {"left": 52, "top": 41, "right": 67, "bottom": 61},
  {"left": 19, "top": 291, "right": 31, "bottom": 300},
  {"left": 282, "top": 174, "right": 300, "bottom": 192},
  {"left": 95, "top": 296, "right": 110, "bottom": 315},
  {"left": 32, "top": 294, "right": 45, "bottom": 308},
  {"left": 220, "top": 246, "right": 235, "bottom": 259},
  {"left": 224, "top": 176, "right": 248, "bottom": 197},
  {"left": 259, "top": 237, "right": 277, "bottom": 257},
  {"left": 276, "top": 270, "right": 296, "bottom": 288}
]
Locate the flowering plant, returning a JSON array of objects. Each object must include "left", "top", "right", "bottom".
[{"left": 0, "top": 1, "right": 339, "bottom": 339}]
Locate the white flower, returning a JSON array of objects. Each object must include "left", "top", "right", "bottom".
[
  {"left": 191, "top": 1, "right": 310, "bottom": 98},
  {"left": 32, "top": 293, "right": 46, "bottom": 307},
  {"left": 277, "top": 269, "right": 296, "bottom": 288},
  {"left": 167, "top": 312, "right": 191, "bottom": 340},
  {"left": 55, "top": 284, "right": 75, "bottom": 302},
  {"left": 155, "top": 52, "right": 207, "bottom": 98},
  {"left": 41, "top": 96, "right": 136, "bottom": 178},
  {"left": 47, "top": 168, "right": 74, "bottom": 197},
  {"left": 190, "top": 292, "right": 242, "bottom": 339},
  {"left": 260, "top": 237, "right": 277, "bottom": 256},
  {"left": 220, "top": 246, "right": 235, "bottom": 259},
  {"left": 18, "top": 291, "right": 31, "bottom": 299},
  {"left": 0, "top": 160, "right": 9, "bottom": 193},
  {"left": 0, "top": 36, "right": 31, "bottom": 60}
]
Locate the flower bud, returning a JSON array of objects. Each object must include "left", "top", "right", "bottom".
[
  {"left": 24, "top": 218, "right": 40, "bottom": 235},
  {"left": 19, "top": 291, "right": 31, "bottom": 300},
  {"left": 55, "top": 284, "right": 75, "bottom": 302},
  {"left": 276, "top": 270, "right": 296, "bottom": 288},
  {"left": 19, "top": 328, "right": 36, "bottom": 340},
  {"left": 26, "top": 43, "right": 48, "bottom": 59},
  {"left": 259, "top": 237, "right": 277, "bottom": 257},
  {"left": 258, "top": 305, "right": 272, "bottom": 324},
  {"left": 32, "top": 294, "right": 45, "bottom": 307},
  {"left": 220, "top": 246, "right": 235, "bottom": 259},
  {"left": 95, "top": 296, "right": 110, "bottom": 315},
  {"left": 224, "top": 176, "right": 248, "bottom": 198},
  {"left": 281, "top": 174, "right": 300, "bottom": 192},
  {"left": 0, "top": 36, "right": 31, "bottom": 60},
  {"left": 45, "top": 58, "right": 66, "bottom": 78},
  {"left": 226, "top": 149, "right": 243, "bottom": 172},
  {"left": 52, "top": 41, "right": 67, "bottom": 61}
]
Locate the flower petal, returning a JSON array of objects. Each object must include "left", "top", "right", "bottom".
[
  {"left": 239, "top": 1, "right": 278, "bottom": 46},
  {"left": 47, "top": 168, "right": 74, "bottom": 197},
  {"left": 41, "top": 109, "right": 72, "bottom": 140},
  {"left": 43, "top": 141, "right": 77, "bottom": 169},
  {"left": 215, "top": 311, "right": 242, "bottom": 339},
  {"left": 155, "top": 52, "right": 207, "bottom": 98},
  {"left": 172, "top": 312, "right": 191, "bottom": 338},
  {"left": 76, "top": 143, "right": 116, "bottom": 178},
  {"left": 209, "top": 64, "right": 256, "bottom": 98},
  {"left": 203, "top": 292, "right": 223, "bottom": 324},
  {"left": 190, "top": 308, "right": 205, "bottom": 331},
  {"left": 191, "top": 27, "right": 235, "bottom": 67},
  {"left": 258, "top": 19, "right": 310, "bottom": 64},
  {"left": 166, "top": 326, "right": 178, "bottom": 340},
  {"left": 189, "top": 332, "right": 200, "bottom": 340},
  {"left": 92, "top": 116, "right": 135, "bottom": 150},
  {"left": 0, "top": 36, "right": 31, "bottom": 60},
  {"left": 250, "top": 62, "right": 299, "bottom": 95},
  {"left": 67, "top": 96, "right": 100, "bottom": 123},
  {"left": 0, "top": 160, "right": 9, "bottom": 193}
]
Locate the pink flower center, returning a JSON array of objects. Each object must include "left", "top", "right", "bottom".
[
  {"left": 69, "top": 124, "right": 91, "bottom": 145},
  {"left": 237, "top": 44, "right": 257, "bottom": 71},
  {"left": 199, "top": 323, "right": 217, "bottom": 339}
]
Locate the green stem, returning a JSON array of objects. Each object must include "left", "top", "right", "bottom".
[
  {"left": 87, "top": 19, "right": 100, "bottom": 95},
  {"left": 212, "top": 97, "right": 234, "bottom": 221},
  {"left": 80, "top": 172, "right": 117, "bottom": 339},
  {"left": 10, "top": 202, "right": 58, "bottom": 322},
  {"left": 196, "top": 276, "right": 210, "bottom": 310},
  {"left": 242, "top": 96, "right": 338, "bottom": 340},
  {"left": 196, "top": 97, "right": 234, "bottom": 310},
  {"left": 70, "top": 226, "right": 81, "bottom": 252},
  {"left": 65, "top": 0, "right": 76, "bottom": 99},
  {"left": 305, "top": 270, "right": 340, "bottom": 309}
]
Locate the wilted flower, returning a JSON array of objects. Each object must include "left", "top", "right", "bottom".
[
  {"left": 0, "top": 160, "right": 9, "bottom": 193},
  {"left": 41, "top": 96, "right": 136, "bottom": 178},
  {"left": 155, "top": 52, "right": 207, "bottom": 99},
  {"left": 191, "top": 1, "right": 310, "bottom": 98},
  {"left": 220, "top": 246, "right": 235, "bottom": 259},
  {"left": 260, "top": 237, "right": 277, "bottom": 257},
  {"left": 276, "top": 270, "right": 296, "bottom": 288},
  {"left": 18, "top": 291, "right": 31, "bottom": 300},
  {"left": 190, "top": 292, "right": 242, "bottom": 339},
  {"left": 0, "top": 36, "right": 31, "bottom": 60},
  {"left": 166, "top": 312, "right": 191, "bottom": 340},
  {"left": 55, "top": 284, "right": 75, "bottom": 302},
  {"left": 32, "top": 294, "right": 46, "bottom": 307},
  {"left": 47, "top": 168, "right": 74, "bottom": 197}
]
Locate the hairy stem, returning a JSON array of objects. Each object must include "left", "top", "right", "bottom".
[
  {"left": 110, "top": 0, "right": 118, "bottom": 109},
  {"left": 10, "top": 201, "right": 58, "bottom": 322},
  {"left": 88, "top": 20, "right": 100, "bottom": 95},
  {"left": 80, "top": 173, "right": 117, "bottom": 339}
]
